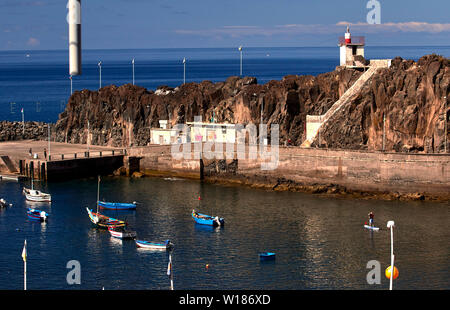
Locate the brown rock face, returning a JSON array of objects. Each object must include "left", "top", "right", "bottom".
[
  {"left": 318, "top": 54, "right": 449, "bottom": 152},
  {"left": 55, "top": 70, "right": 362, "bottom": 147},
  {"left": 54, "top": 54, "right": 449, "bottom": 153}
]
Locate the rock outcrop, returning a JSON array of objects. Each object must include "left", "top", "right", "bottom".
[
  {"left": 316, "top": 54, "right": 449, "bottom": 152},
  {"left": 0, "top": 121, "right": 52, "bottom": 142},
  {"left": 53, "top": 54, "right": 449, "bottom": 153}
]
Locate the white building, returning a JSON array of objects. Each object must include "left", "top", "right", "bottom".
[
  {"left": 186, "top": 122, "right": 236, "bottom": 144},
  {"left": 339, "top": 26, "right": 366, "bottom": 67}
]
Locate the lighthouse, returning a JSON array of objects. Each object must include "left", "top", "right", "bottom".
[{"left": 339, "top": 26, "right": 365, "bottom": 67}]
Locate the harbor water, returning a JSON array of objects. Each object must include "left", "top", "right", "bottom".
[{"left": 0, "top": 176, "right": 448, "bottom": 290}]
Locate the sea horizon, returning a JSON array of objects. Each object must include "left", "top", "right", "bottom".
[{"left": 1, "top": 45, "right": 449, "bottom": 123}]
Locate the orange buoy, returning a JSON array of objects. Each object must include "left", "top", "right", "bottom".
[{"left": 385, "top": 266, "right": 399, "bottom": 280}]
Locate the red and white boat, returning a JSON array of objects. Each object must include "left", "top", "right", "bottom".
[{"left": 108, "top": 226, "right": 137, "bottom": 239}]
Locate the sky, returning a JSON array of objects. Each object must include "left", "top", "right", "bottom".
[{"left": 1, "top": 0, "right": 450, "bottom": 50}]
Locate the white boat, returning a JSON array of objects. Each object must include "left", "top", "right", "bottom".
[
  {"left": 364, "top": 225, "right": 380, "bottom": 231},
  {"left": 108, "top": 226, "right": 137, "bottom": 239},
  {"left": 135, "top": 239, "right": 174, "bottom": 250},
  {"left": 23, "top": 179, "right": 51, "bottom": 202}
]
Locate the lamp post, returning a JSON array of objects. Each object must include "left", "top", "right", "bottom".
[
  {"left": 70, "top": 75, "right": 73, "bottom": 95},
  {"left": 387, "top": 220, "right": 395, "bottom": 290},
  {"left": 445, "top": 96, "right": 447, "bottom": 153},
  {"left": 98, "top": 61, "right": 102, "bottom": 89},
  {"left": 238, "top": 46, "right": 243, "bottom": 76},
  {"left": 132, "top": 58, "right": 135, "bottom": 85},
  {"left": 21, "top": 108, "right": 25, "bottom": 135},
  {"left": 183, "top": 57, "right": 186, "bottom": 84}
]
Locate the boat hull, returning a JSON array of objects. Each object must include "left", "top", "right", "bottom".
[
  {"left": 23, "top": 188, "right": 51, "bottom": 202},
  {"left": 86, "top": 208, "right": 126, "bottom": 228},
  {"left": 98, "top": 201, "right": 136, "bottom": 210},
  {"left": 108, "top": 227, "right": 136, "bottom": 239},
  {"left": 259, "top": 252, "right": 276, "bottom": 261},
  {"left": 135, "top": 240, "right": 173, "bottom": 250},
  {"left": 364, "top": 225, "right": 380, "bottom": 231},
  {"left": 27, "top": 208, "right": 48, "bottom": 221},
  {"left": 192, "top": 211, "right": 224, "bottom": 227}
]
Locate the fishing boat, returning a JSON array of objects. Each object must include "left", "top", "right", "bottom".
[
  {"left": 86, "top": 176, "right": 127, "bottom": 229},
  {"left": 108, "top": 226, "right": 137, "bottom": 239},
  {"left": 86, "top": 207, "right": 126, "bottom": 229},
  {"left": 191, "top": 209, "right": 224, "bottom": 227},
  {"left": 23, "top": 179, "right": 51, "bottom": 202},
  {"left": 135, "top": 239, "right": 174, "bottom": 250},
  {"left": 98, "top": 201, "right": 137, "bottom": 210},
  {"left": 27, "top": 208, "right": 49, "bottom": 221},
  {"left": 259, "top": 252, "right": 276, "bottom": 261}
]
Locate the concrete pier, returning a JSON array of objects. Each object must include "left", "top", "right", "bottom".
[{"left": 0, "top": 140, "right": 125, "bottom": 181}]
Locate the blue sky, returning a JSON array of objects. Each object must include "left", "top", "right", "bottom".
[{"left": 1, "top": 0, "right": 449, "bottom": 50}]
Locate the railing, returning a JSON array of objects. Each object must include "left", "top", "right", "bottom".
[
  {"left": 338, "top": 36, "right": 365, "bottom": 45},
  {"left": 48, "top": 149, "right": 126, "bottom": 161}
]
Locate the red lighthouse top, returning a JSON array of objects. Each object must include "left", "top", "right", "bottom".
[
  {"left": 339, "top": 26, "right": 365, "bottom": 46},
  {"left": 345, "top": 25, "right": 351, "bottom": 44}
]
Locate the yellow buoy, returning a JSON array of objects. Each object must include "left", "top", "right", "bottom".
[{"left": 385, "top": 266, "right": 399, "bottom": 280}]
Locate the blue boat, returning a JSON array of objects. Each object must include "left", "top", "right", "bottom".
[
  {"left": 259, "top": 252, "right": 276, "bottom": 261},
  {"left": 135, "top": 239, "right": 174, "bottom": 250},
  {"left": 98, "top": 201, "right": 137, "bottom": 210},
  {"left": 192, "top": 209, "right": 224, "bottom": 227},
  {"left": 27, "top": 208, "right": 49, "bottom": 221}
]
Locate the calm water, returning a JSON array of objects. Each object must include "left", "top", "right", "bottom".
[
  {"left": 0, "top": 176, "right": 448, "bottom": 290},
  {"left": 1, "top": 46, "right": 449, "bottom": 123}
]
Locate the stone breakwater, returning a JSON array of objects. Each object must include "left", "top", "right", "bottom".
[{"left": 0, "top": 121, "right": 53, "bottom": 142}]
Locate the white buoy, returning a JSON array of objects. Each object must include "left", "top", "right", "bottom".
[{"left": 68, "top": 0, "right": 82, "bottom": 76}]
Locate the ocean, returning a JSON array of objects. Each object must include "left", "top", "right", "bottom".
[
  {"left": 0, "top": 177, "right": 449, "bottom": 290},
  {"left": 1, "top": 46, "right": 449, "bottom": 123}
]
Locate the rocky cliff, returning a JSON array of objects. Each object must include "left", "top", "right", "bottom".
[
  {"left": 316, "top": 54, "right": 449, "bottom": 153},
  {"left": 54, "top": 54, "right": 449, "bottom": 153}
]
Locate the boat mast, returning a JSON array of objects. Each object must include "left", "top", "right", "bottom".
[{"left": 97, "top": 175, "right": 100, "bottom": 213}]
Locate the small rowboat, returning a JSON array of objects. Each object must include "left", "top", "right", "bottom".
[
  {"left": 108, "top": 226, "right": 137, "bottom": 239},
  {"left": 98, "top": 201, "right": 137, "bottom": 210},
  {"left": 135, "top": 239, "right": 174, "bottom": 250},
  {"left": 27, "top": 208, "right": 49, "bottom": 221},
  {"left": 259, "top": 252, "right": 276, "bottom": 261},
  {"left": 192, "top": 210, "right": 224, "bottom": 227},
  {"left": 86, "top": 207, "right": 126, "bottom": 229},
  {"left": 364, "top": 225, "right": 380, "bottom": 231}
]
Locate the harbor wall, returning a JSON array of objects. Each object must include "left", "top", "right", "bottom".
[
  {"left": 128, "top": 144, "right": 450, "bottom": 199},
  {"left": 46, "top": 155, "right": 124, "bottom": 181}
]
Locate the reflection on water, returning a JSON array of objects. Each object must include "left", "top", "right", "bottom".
[{"left": 0, "top": 177, "right": 449, "bottom": 290}]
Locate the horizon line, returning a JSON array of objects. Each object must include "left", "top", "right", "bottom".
[{"left": 2, "top": 45, "right": 450, "bottom": 53}]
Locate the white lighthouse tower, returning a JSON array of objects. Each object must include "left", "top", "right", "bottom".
[{"left": 339, "top": 25, "right": 365, "bottom": 67}]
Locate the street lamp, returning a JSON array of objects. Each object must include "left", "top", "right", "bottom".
[
  {"left": 132, "top": 58, "right": 135, "bottom": 85},
  {"left": 387, "top": 220, "right": 395, "bottom": 290},
  {"left": 238, "top": 46, "right": 243, "bottom": 76},
  {"left": 445, "top": 96, "right": 447, "bottom": 153},
  {"left": 70, "top": 75, "right": 73, "bottom": 95},
  {"left": 98, "top": 61, "right": 102, "bottom": 89},
  {"left": 183, "top": 57, "right": 186, "bottom": 84}
]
